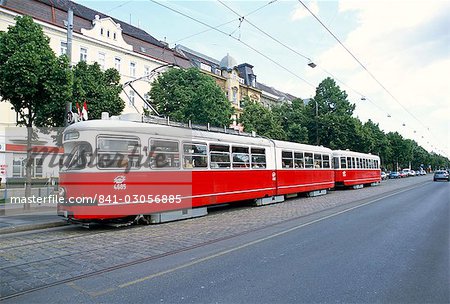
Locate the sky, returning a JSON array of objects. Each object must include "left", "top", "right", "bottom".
[{"left": 77, "top": 0, "right": 450, "bottom": 158}]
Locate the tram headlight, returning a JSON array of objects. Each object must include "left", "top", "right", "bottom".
[{"left": 64, "top": 131, "right": 79, "bottom": 141}]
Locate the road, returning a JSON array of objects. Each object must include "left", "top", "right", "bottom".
[{"left": 2, "top": 177, "right": 449, "bottom": 303}]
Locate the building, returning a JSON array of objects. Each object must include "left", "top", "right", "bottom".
[
  {"left": 0, "top": 0, "right": 191, "bottom": 183},
  {"left": 175, "top": 44, "right": 299, "bottom": 126}
]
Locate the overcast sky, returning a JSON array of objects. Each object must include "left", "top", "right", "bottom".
[{"left": 77, "top": 0, "right": 450, "bottom": 158}]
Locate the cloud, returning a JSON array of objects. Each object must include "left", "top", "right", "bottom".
[
  {"left": 291, "top": 1, "right": 319, "bottom": 21},
  {"left": 316, "top": 0, "right": 450, "bottom": 154}
]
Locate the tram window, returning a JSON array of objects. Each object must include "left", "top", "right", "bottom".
[
  {"left": 232, "top": 146, "right": 250, "bottom": 168},
  {"left": 369, "top": 159, "right": 373, "bottom": 169},
  {"left": 294, "top": 152, "right": 304, "bottom": 168},
  {"left": 313, "top": 153, "right": 322, "bottom": 168},
  {"left": 282, "top": 151, "right": 293, "bottom": 168},
  {"left": 210, "top": 144, "right": 230, "bottom": 169},
  {"left": 364, "top": 159, "right": 368, "bottom": 169},
  {"left": 251, "top": 148, "right": 266, "bottom": 168},
  {"left": 323, "top": 155, "right": 330, "bottom": 168},
  {"left": 346, "top": 157, "right": 352, "bottom": 169},
  {"left": 340, "top": 157, "right": 347, "bottom": 169},
  {"left": 183, "top": 143, "right": 207, "bottom": 169},
  {"left": 63, "top": 142, "right": 92, "bottom": 170},
  {"left": 304, "top": 152, "right": 313, "bottom": 168},
  {"left": 375, "top": 160, "right": 379, "bottom": 169},
  {"left": 97, "top": 136, "right": 140, "bottom": 169},
  {"left": 333, "top": 157, "right": 339, "bottom": 169},
  {"left": 150, "top": 139, "right": 180, "bottom": 169}
]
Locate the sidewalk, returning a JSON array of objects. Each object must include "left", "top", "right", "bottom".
[{"left": 0, "top": 205, "right": 67, "bottom": 235}]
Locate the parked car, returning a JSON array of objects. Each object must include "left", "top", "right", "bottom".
[
  {"left": 389, "top": 171, "right": 400, "bottom": 179},
  {"left": 381, "top": 172, "right": 388, "bottom": 180},
  {"left": 408, "top": 170, "right": 416, "bottom": 177},
  {"left": 420, "top": 170, "right": 427, "bottom": 175},
  {"left": 433, "top": 170, "right": 449, "bottom": 182}
]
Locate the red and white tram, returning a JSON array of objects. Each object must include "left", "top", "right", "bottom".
[
  {"left": 332, "top": 150, "right": 381, "bottom": 189},
  {"left": 57, "top": 115, "right": 334, "bottom": 223}
]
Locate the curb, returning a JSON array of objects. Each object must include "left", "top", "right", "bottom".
[{"left": 0, "top": 220, "right": 68, "bottom": 235}]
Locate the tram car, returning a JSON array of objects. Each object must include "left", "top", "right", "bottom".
[
  {"left": 332, "top": 150, "right": 381, "bottom": 189},
  {"left": 57, "top": 115, "right": 334, "bottom": 223}
]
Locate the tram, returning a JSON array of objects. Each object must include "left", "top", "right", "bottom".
[
  {"left": 332, "top": 150, "right": 381, "bottom": 189},
  {"left": 57, "top": 115, "right": 334, "bottom": 223}
]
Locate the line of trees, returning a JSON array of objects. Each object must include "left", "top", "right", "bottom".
[
  {"left": 239, "top": 78, "right": 449, "bottom": 171},
  {"left": 149, "top": 70, "right": 449, "bottom": 171}
]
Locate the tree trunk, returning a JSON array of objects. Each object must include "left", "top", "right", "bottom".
[{"left": 24, "top": 125, "right": 32, "bottom": 210}]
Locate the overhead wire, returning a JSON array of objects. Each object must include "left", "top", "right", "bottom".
[
  {"left": 296, "top": 1, "right": 431, "bottom": 132},
  {"left": 216, "top": 0, "right": 391, "bottom": 119},
  {"left": 144, "top": 0, "right": 445, "bottom": 157},
  {"left": 172, "top": 0, "right": 279, "bottom": 45},
  {"left": 148, "top": 0, "right": 315, "bottom": 88}
]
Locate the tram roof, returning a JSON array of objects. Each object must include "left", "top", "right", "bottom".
[
  {"left": 273, "top": 140, "right": 332, "bottom": 154},
  {"left": 65, "top": 119, "right": 271, "bottom": 147},
  {"left": 333, "top": 149, "right": 380, "bottom": 159}
]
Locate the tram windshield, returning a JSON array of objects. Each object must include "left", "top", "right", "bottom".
[{"left": 62, "top": 141, "right": 93, "bottom": 171}]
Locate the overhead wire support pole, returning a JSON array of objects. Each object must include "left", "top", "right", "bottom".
[
  {"left": 64, "top": 5, "right": 73, "bottom": 127},
  {"left": 122, "top": 63, "right": 177, "bottom": 117}
]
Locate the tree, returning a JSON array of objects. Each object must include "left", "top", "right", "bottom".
[
  {"left": 240, "top": 100, "right": 285, "bottom": 140},
  {"left": 72, "top": 61, "right": 123, "bottom": 119},
  {"left": 272, "top": 98, "right": 308, "bottom": 143},
  {"left": 0, "top": 16, "right": 72, "bottom": 206},
  {"left": 306, "top": 77, "right": 357, "bottom": 148},
  {"left": 149, "top": 68, "right": 233, "bottom": 127}
]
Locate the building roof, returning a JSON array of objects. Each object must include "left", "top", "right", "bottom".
[
  {"left": 2, "top": 0, "right": 190, "bottom": 67},
  {"left": 174, "top": 45, "right": 220, "bottom": 69},
  {"left": 219, "top": 53, "right": 238, "bottom": 70},
  {"left": 36, "top": 0, "right": 164, "bottom": 47},
  {"left": 257, "top": 82, "right": 298, "bottom": 102}
]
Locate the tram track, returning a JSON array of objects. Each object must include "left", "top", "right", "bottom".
[{"left": 0, "top": 181, "right": 430, "bottom": 301}]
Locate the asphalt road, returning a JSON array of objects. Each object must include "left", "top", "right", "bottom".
[{"left": 5, "top": 180, "right": 449, "bottom": 303}]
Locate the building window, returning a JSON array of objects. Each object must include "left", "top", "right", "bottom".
[
  {"left": 35, "top": 158, "right": 43, "bottom": 177},
  {"left": 130, "top": 62, "right": 136, "bottom": 77},
  {"left": 232, "top": 87, "right": 238, "bottom": 104},
  {"left": 129, "top": 90, "right": 135, "bottom": 106},
  {"left": 114, "top": 57, "right": 121, "bottom": 72},
  {"left": 60, "top": 41, "right": 67, "bottom": 56},
  {"left": 113, "top": 32, "right": 117, "bottom": 40},
  {"left": 107, "top": 30, "right": 110, "bottom": 38},
  {"left": 98, "top": 52, "right": 106, "bottom": 70},
  {"left": 100, "top": 28, "right": 104, "bottom": 36},
  {"left": 144, "top": 66, "right": 150, "bottom": 78},
  {"left": 12, "top": 157, "right": 24, "bottom": 177},
  {"left": 80, "top": 47, "right": 87, "bottom": 62}
]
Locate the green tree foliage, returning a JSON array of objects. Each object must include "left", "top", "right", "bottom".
[
  {"left": 0, "top": 16, "right": 72, "bottom": 128},
  {"left": 0, "top": 16, "right": 72, "bottom": 205},
  {"left": 72, "top": 61, "right": 123, "bottom": 119},
  {"left": 240, "top": 99, "right": 285, "bottom": 139},
  {"left": 149, "top": 68, "right": 233, "bottom": 127},
  {"left": 272, "top": 98, "right": 308, "bottom": 143},
  {"left": 306, "top": 77, "right": 357, "bottom": 148}
]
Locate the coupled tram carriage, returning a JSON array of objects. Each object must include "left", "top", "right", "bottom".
[{"left": 57, "top": 114, "right": 381, "bottom": 224}]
